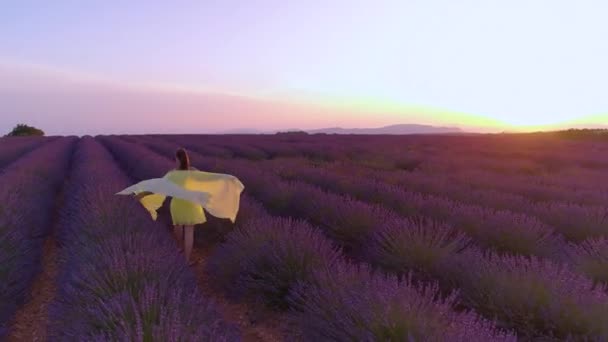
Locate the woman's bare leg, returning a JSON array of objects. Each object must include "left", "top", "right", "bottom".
[
  {"left": 173, "top": 225, "right": 184, "bottom": 248},
  {"left": 184, "top": 225, "right": 194, "bottom": 263}
]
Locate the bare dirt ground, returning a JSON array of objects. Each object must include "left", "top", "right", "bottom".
[{"left": 8, "top": 238, "right": 58, "bottom": 342}]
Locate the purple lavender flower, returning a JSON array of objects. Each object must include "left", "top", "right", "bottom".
[
  {"left": 48, "top": 137, "right": 240, "bottom": 341},
  {"left": 206, "top": 216, "right": 341, "bottom": 310},
  {"left": 0, "top": 137, "right": 75, "bottom": 331},
  {"left": 565, "top": 237, "right": 608, "bottom": 286},
  {"left": 446, "top": 248, "right": 608, "bottom": 339},
  {"left": 535, "top": 203, "right": 608, "bottom": 242},
  {"left": 288, "top": 261, "right": 514, "bottom": 341},
  {"left": 363, "top": 216, "right": 471, "bottom": 278},
  {"left": 0, "top": 136, "right": 49, "bottom": 169}
]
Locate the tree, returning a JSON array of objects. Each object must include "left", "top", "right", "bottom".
[
  {"left": 275, "top": 130, "right": 308, "bottom": 136},
  {"left": 5, "top": 124, "right": 45, "bottom": 137}
]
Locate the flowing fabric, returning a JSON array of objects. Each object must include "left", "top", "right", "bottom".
[{"left": 116, "top": 170, "right": 244, "bottom": 223}]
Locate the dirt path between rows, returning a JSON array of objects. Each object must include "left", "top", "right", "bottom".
[
  {"left": 8, "top": 238, "right": 58, "bottom": 342},
  {"left": 191, "top": 247, "right": 287, "bottom": 342}
]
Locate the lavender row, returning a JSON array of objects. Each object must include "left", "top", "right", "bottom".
[
  {"left": 124, "top": 137, "right": 402, "bottom": 254},
  {"left": 97, "top": 136, "right": 185, "bottom": 229},
  {"left": 210, "top": 154, "right": 608, "bottom": 339},
  {"left": 0, "top": 136, "right": 53, "bottom": 170},
  {"left": 131, "top": 136, "right": 608, "bottom": 338},
  {"left": 222, "top": 151, "right": 608, "bottom": 245},
  {"left": 209, "top": 205, "right": 512, "bottom": 341},
  {"left": 161, "top": 135, "right": 240, "bottom": 159},
  {"left": 166, "top": 134, "right": 608, "bottom": 197},
  {"left": 168, "top": 134, "right": 371, "bottom": 162},
  {"left": 48, "top": 137, "right": 238, "bottom": 340},
  {"left": 148, "top": 137, "right": 608, "bottom": 339},
  {"left": 324, "top": 149, "right": 608, "bottom": 205},
  {"left": 268, "top": 135, "right": 608, "bottom": 190},
  {"left": 239, "top": 157, "right": 608, "bottom": 284},
  {"left": 104, "top": 136, "right": 512, "bottom": 340},
  {"left": 168, "top": 133, "right": 608, "bottom": 176},
  {"left": 298, "top": 143, "right": 608, "bottom": 205},
  {"left": 405, "top": 167, "right": 608, "bottom": 205},
  {"left": 377, "top": 168, "right": 607, "bottom": 242},
  {"left": 98, "top": 136, "right": 174, "bottom": 180},
  {"left": 367, "top": 164, "right": 608, "bottom": 206},
  {"left": 222, "top": 157, "right": 563, "bottom": 257},
  {"left": 418, "top": 151, "right": 608, "bottom": 179},
  {"left": 0, "top": 137, "right": 76, "bottom": 338},
  {"left": 165, "top": 142, "right": 608, "bottom": 286},
  {"left": 114, "top": 135, "right": 516, "bottom": 338},
  {"left": 155, "top": 137, "right": 608, "bottom": 280},
  {"left": 397, "top": 140, "right": 608, "bottom": 191},
  {"left": 379, "top": 134, "right": 608, "bottom": 175},
  {"left": 138, "top": 136, "right": 558, "bottom": 260},
  {"left": 171, "top": 137, "right": 608, "bottom": 243},
  {"left": 207, "top": 154, "right": 607, "bottom": 270},
  {"left": 204, "top": 132, "right": 608, "bottom": 169},
  {"left": 269, "top": 159, "right": 608, "bottom": 244}
]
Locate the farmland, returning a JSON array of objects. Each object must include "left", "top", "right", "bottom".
[{"left": 0, "top": 132, "right": 607, "bottom": 341}]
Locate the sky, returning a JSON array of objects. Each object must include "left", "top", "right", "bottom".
[{"left": 1, "top": 0, "right": 606, "bottom": 135}]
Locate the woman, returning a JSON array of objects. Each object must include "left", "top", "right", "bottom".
[
  {"left": 122, "top": 147, "right": 244, "bottom": 265},
  {"left": 168, "top": 148, "right": 205, "bottom": 264},
  {"left": 136, "top": 148, "right": 206, "bottom": 265}
]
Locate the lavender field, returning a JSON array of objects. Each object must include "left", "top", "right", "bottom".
[{"left": 1, "top": 132, "right": 607, "bottom": 341}]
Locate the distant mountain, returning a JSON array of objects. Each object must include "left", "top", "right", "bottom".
[
  {"left": 306, "top": 124, "right": 464, "bottom": 135},
  {"left": 216, "top": 128, "right": 266, "bottom": 134},
  {"left": 215, "top": 124, "right": 465, "bottom": 135}
]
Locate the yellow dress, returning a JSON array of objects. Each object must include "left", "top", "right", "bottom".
[
  {"left": 166, "top": 170, "right": 206, "bottom": 226},
  {"left": 116, "top": 168, "right": 244, "bottom": 226}
]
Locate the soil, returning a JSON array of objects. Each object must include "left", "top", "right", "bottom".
[{"left": 7, "top": 238, "right": 58, "bottom": 342}]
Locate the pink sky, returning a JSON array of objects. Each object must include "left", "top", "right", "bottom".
[
  {"left": 1, "top": 62, "right": 505, "bottom": 135},
  {"left": 1, "top": 1, "right": 606, "bottom": 135}
]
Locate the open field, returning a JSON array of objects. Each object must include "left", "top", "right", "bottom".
[{"left": 1, "top": 132, "right": 607, "bottom": 341}]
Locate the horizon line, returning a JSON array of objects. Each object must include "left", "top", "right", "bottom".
[{"left": 23, "top": 124, "right": 607, "bottom": 138}]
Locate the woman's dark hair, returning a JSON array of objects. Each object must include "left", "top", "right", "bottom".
[{"left": 176, "top": 148, "right": 190, "bottom": 170}]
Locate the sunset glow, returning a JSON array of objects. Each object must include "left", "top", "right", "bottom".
[{"left": 1, "top": 1, "right": 606, "bottom": 135}]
